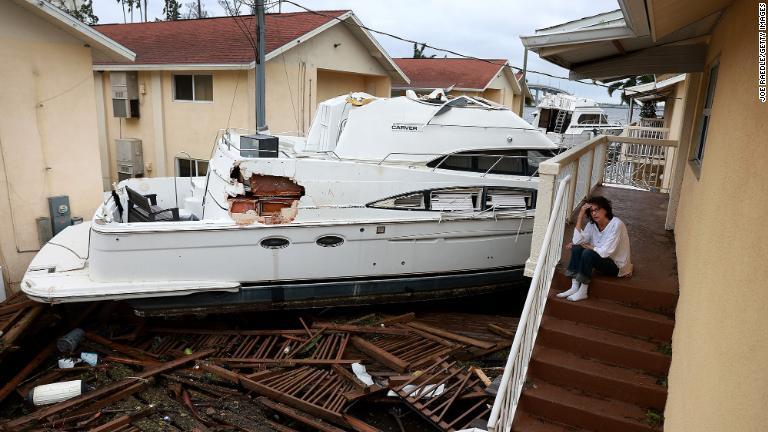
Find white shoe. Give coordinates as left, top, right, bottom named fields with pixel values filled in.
left=557, top=280, right=580, bottom=298
left=567, top=285, right=589, bottom=302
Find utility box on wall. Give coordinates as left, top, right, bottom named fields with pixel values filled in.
left=48, top=196, right=71, bottom=236
left=116, top=138, right=144, bottom=181
left=110, top=71, right=140, bottom=118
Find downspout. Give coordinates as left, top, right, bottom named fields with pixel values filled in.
left=255, top=0, right=268, bottom=132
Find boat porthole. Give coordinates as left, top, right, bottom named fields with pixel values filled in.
left=316, top=235, right=344, bottom=248
left=260, top=237, right=290, bottom=249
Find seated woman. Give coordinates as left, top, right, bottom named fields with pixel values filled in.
left=558, top=196, right=632, bottom=302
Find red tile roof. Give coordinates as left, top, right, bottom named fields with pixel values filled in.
left=92, top=11, right=349, bottom=65
left=393, top=58, right=508, bottom=90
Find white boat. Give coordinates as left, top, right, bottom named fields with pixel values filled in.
left=21, top=92, right=557, bottom=312
left=532, top=93, right=623, bottom=148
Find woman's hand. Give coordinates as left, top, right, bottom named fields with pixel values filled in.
left=582, top=243, right=594, bottom=250
left=581, top=203, right=593, bottom=214
left=565, top=242, right=573, bottom=250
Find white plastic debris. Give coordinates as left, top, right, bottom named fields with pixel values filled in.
left=57, top=358, right=76, bottom=369
left=28, top=380, right=85, bottom=406
left=80, top=352, right=98, bottom=366
left=388, top=384, right=446, bottom=399
left=351, top=363, right=374, bottom=386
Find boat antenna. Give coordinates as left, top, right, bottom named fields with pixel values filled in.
left=255, top=0, right=268, bottom=132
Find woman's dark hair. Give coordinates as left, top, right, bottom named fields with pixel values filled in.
left=586, top=196, right=614, bottom=220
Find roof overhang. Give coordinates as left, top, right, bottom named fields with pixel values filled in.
left=520, top=0, right=729, bottom=81
left=625, top=73, right=686, bottom=102
left=94, top=63, right=250, bottom=72
left=13, top=0, right=135, bottom=62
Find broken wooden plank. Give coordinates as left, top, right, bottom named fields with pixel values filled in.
left=257, top=397, right=347, bottom=432
left=406, top=322, right=495, bottom=349
left=1, top=305, right=43, bottom=348
left=487, top=323, right=515, bottom=339
left=350, top=336, right=408, bottom=373
left=5, top=349, right=214, bottom=430
left=89, top=406, right=156, bottom=432
left=375, top=312, right=416, bottom=326
left=0, top=340, right=57, bottom=403
left=331, top=364, right=370, bottom=393
left=264, top=419, right=302, bottom=432
left=214, top=358, right=362, bottom=367
left=311, top=323, right=410, bottom=335
left=343, top=414, right=382, bottom=432
left=85, top=332, right=161, bottom=362
left=203, top=365, right=349, bottom=427
left=470, top=367, right=492, bottom=387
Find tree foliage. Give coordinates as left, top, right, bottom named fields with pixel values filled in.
left=606, top=75, right=654, bottom=105
left=163, top=0, right=182, bottom=20
left=52, top=0, right=99, bottom=25
left=412, top=42, right=436, bottom=59
left=182, top=0, right=209, bottom=19
left=640, top=102, right=658, bottom=118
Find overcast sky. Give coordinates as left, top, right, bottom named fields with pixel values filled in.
left=92, top=0, right=621, bottom=103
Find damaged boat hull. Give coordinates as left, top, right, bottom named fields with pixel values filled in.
left=128, top=265, right=528, bottom=316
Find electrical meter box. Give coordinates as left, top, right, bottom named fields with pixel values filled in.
left=48, top=195, right=71, bottom=236
left=240, top=134, right=279, bottom=158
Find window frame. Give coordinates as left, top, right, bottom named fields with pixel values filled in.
left=172, top=74, right=214, bottom=103
left=367, top=186, right=536, bottom=212
left=175, top=157, right=209, bottom=177
left=690, top=61, right=719, bottom=176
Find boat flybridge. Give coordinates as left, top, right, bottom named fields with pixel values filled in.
left=532, top=93, right=623, bottom=148
left=22, top=91, right=558, bottom=313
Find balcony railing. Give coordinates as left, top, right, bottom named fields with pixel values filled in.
left=487, top=132, right=678, bottom=432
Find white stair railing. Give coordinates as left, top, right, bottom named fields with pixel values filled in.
left=486, top=174, right=571, bottom=432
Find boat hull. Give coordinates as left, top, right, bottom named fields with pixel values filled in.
left=128, top=265, right=528, bottom=316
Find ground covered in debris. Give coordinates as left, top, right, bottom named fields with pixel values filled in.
left=0, top=288, right=525, bottom=431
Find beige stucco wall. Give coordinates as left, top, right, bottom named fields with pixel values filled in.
left=99, top=21, right=392, bottom=180
left=0, top=1, right=106, bottom=290
left=665, top=0, right=768, bottom=430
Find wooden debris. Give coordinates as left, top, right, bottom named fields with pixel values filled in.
left=311, top=322, right=410, bottom=335
left=351, top=336, right=409, bottom=373
left=258, top=397, right=347, bottom=432
left=406, top=322, right=496, bottom=349
left=89, top=405, right=156, bottom=432
left=487, top=323, right=516, bottom=338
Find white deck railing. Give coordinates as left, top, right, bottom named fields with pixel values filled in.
left=486, top=174, right=571, bottom=432
left=486, top=131, right=678, bottom=431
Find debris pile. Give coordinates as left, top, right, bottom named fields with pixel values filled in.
left=0, top=304, right=517, bottom=432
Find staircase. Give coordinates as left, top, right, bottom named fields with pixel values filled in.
left=511, top=270, right=676, bottom=432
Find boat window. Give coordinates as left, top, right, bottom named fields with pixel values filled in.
left=578, top=114, right=604, bottom=125
left=368, top=186, right=534, bottom=212
left=486, top=188, right=531, bottom=211
left=427, top=150, right=527, bottom=176
left=316, top=235, right=344, bottom=247
left=260, top=237, right=290, bottom=249
left=430, top=188, right=482, bottom=211
left=526, top=150, right=557, bottom=176
left=369, top=192, right=425, bottom=210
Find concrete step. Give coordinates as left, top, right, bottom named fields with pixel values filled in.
left=553, top=272, right=677, bottom=313
left=538, top=316, right=671, bottom=375
left=529, top=346, right=667, bottom=408
left=519, top=379, right=660, bottom=432
left=545, top=290, right=674, bottom=341
left=512, top=410, right=592, bottom=431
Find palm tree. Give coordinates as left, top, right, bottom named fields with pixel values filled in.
left=412, top=43, right=436, bottom=59
left=606, top=75, right=654, bottom=104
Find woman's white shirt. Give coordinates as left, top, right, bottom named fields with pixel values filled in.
left=573, top=217, right=633, bottom=276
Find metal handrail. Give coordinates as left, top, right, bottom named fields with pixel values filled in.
left=487, top=174, right=572, bottom=432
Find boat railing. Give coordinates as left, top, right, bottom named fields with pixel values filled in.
left=486, top=174, right=571, bottom=432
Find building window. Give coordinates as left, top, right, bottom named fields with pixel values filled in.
left=176, top=157, right=209, bottom=177
left=173, top=74, right=213, bottom=102
left=693, top=63, right=718, bottom=168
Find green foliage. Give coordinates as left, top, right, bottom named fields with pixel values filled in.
left=646, top=408, right=665, bottom=427
left=606, top=75, right=655, bottom=105
left=53, top=0, right=99, bottom=24
left=164, top=0, right=182, bottom=20
left=412, top=42, right=436, bottom=59
left=655, top=342, right=672, bottom=356
left=640, top=101, right=658, bottom=118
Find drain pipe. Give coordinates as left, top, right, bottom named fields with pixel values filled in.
left=255, top=0, right=267, bottom=132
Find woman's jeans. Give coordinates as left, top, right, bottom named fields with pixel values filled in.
left=566, top=245, right=619, bottom=284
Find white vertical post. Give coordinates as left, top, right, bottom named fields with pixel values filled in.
left=525, top=172, right=556, bottom=277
